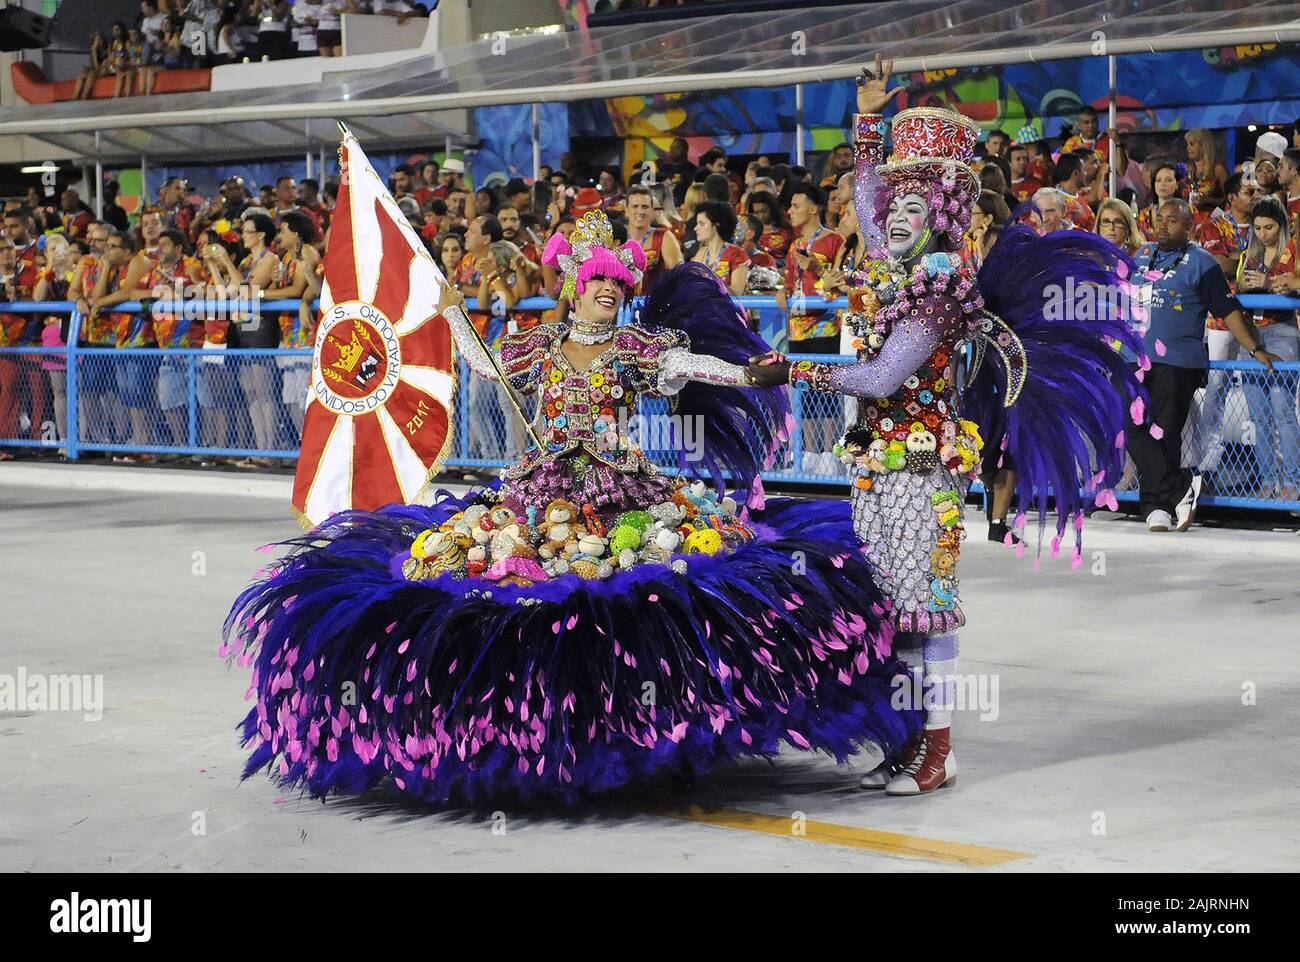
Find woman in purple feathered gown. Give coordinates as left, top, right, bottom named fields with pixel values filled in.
left=224, top=210, right=920, bottom=805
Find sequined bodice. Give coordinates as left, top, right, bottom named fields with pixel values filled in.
left=500, top=322, right=689, bottom=479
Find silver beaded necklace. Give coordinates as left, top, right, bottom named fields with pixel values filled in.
left=567, top=313, right=615, bottom=345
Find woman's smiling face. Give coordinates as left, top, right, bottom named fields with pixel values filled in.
left=575, top=276, right=623, bottom=324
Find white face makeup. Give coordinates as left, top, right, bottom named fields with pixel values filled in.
left=886, top=192, right=930, bottom=259
left=575, top=277, right=623, bottom=325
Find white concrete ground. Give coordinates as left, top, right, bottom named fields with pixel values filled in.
left=2, top=464, right=1297, bottom=872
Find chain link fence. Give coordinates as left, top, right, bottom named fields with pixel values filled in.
left=2, top=298, right=1298, bottom=512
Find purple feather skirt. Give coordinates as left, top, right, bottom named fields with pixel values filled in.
left=223, top=492, right=922, bottom=805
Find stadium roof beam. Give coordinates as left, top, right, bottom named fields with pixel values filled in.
left=0, top=0, right=1296, bottom=149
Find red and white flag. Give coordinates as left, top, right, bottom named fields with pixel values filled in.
left=292, top=133, right=455, bottom=526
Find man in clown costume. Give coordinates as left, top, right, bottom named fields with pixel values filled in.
left=749, top=57, right=1147, bottom=795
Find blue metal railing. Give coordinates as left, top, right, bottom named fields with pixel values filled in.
left=2, top=295, right=1298, bottom=512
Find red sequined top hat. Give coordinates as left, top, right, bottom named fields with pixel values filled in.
left=877, top=106, right=981, bottom=197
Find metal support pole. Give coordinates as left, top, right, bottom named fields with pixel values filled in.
left=445, top=134, right=452, bottom=164
left=141, top=154, right=148, bottom=206
left=305, top=119, right=313, bottom=180
left=188, top=354, right=198, bottom=449
left=531, top=102, right=541, bottom=181
left=1107, top=55, right=1117, bottom=199
left=305, top=149, right=313, bottom=181
left=94, top=131, right=103, bottom=219
left=66, top=310, right=82, bottom=460
left=795, top=83, right=805, bottom=167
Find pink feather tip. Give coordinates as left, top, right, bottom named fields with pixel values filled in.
left=1149, top=423, right=1165, bottom=440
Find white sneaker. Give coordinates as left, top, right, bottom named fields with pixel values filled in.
left=1175, top=475, right=1202, bottom=531
left=1146, top=509, right=1172, bottom=532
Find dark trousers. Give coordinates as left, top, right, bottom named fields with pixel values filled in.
left=1127, top=362, right=1204, bottom=516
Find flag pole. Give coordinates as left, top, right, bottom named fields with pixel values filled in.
left=446, top=304, right=544, bottom=451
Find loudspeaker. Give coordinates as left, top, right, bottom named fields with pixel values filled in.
left=0, top=9, right=52, bottom=52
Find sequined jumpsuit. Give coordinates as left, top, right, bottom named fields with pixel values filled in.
left=443, top=306, right=747, bottom=518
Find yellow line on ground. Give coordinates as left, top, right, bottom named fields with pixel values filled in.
left=655, top=806, right=1031, bottom=867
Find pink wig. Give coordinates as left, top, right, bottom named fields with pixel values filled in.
left=543, top=231, right=647, bottom=295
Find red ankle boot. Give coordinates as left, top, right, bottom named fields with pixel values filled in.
left=885, top=726, right=955, bottom=795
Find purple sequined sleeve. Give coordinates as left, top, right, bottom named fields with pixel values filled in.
left=853, top=112, right=887, bottom=254
left=828, top=297, right=957, bottom=399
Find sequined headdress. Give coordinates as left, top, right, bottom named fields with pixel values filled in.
left=875, top=106, right=982, bottom=248
left=542, top=209, right=647, bottom=302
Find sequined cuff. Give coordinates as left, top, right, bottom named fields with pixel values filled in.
left=854, top=112, right=886, bottom=165
left=658, top=348, right=747, bottom=395
left=444, top=304, right=500, bottom=382
left=788, top=359, right=836, bottom=392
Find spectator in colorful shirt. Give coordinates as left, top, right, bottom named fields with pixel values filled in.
left=1051, top=153, right=1095, bottom=232
left=296, top=178, right=330, bottom=237
left=690, top=201, right=749, bottom=296
left=618, top=185, right=674, bottom=296
left=0, top=234, right=44, bottom=453
left=145, top=229, right=207, bottom=450
left=781, top=183, right=843, bottom=353
left=455, top=215, right=507, bottom=470
left=818, top=142, right=854, bottom=189
left=1279, top=149, right=1300, bottom=232
left=89, top=230, right=157, bottom=461
left=746, top=190, right=791, bottom=268
left=266, top=212, right=319, bottom=441
left=780, top=183, right=843, bottom=473
left=65, top=222, right=123, bottom=445
left=157, top=177, right=196, bottom=238
left=1184, top=128, right=1229, bottom=223
left=1233, top=196, right=1300, bottom=501
left=1059, top=105, right=1110, bottom=163
left=33, top=237, right=78, bottom=450
left=4, top=206, right=39, bottom=271
left=1196, top=173, right=1256, bottom=275
left=60, top=189, right=93, bottom=240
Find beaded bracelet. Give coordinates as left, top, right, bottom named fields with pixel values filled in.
left=788, top=359, right=836, bottom=392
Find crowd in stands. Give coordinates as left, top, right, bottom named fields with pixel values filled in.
left=2, top=111, right=1300, bottom=490
left=71, top=0, right=434, bottom=97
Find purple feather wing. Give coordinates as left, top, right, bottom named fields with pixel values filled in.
left=635, top=262, right=790, bottom=501
left=965, top=225, right=1147, bottom=558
